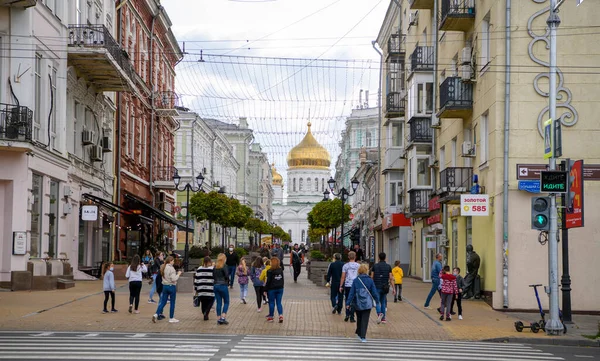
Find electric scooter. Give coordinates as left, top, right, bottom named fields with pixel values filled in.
left=514, top=284, right=567, bottom=334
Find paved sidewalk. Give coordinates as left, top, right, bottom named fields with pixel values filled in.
left=0, top=266, right=597, bottom=345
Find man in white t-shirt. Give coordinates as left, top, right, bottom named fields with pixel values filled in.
left=339, top=251, right=360, bottom=323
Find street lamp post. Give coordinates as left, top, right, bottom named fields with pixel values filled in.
left=327, top=177, right=359, bottom=250
left=255, top=212, right=263, bottom=248
left=322, top=190, right=330, bottom=247
left=173, top=169, right=204, bottom=272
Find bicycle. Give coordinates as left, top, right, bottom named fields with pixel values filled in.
left=514, top=284, right=567, bottom=334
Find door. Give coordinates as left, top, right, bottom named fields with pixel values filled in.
left=422, top=231, right=436, bottom=282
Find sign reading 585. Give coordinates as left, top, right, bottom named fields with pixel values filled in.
left=460, top=195, right=490, bottom=216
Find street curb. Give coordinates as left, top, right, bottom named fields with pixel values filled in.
left=484, top=336, right=600, bottom=347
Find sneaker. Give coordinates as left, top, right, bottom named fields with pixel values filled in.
left=344, top=316, right=349, bottom=322
left=242, top=299, right=247, bottom=304
left=134, top=310, right=140, bottom=314
left=169, top=318, right=180, bottom=323
left=221, top=319, right=229, bottom=325
left=440, top=315, right=444, bottom=321
left=350, top=317, right=356, bottom=323
left=157, top=314, right=166, bottom=320
left=446, top=317, right=451, bottom=321
left=437, top=307, right=442, bottom=314
left=451, top=311, right=456, bottom=315
left=393, top=299, right=397, bottom=303
left=263, top=300, right=267, bottom=305
left=381, top=318, right=387, bottom=324
left=424, top=306, right=431, bottom=309
left=377, top=313, right=384, bottom=324
left=111, top=309, right=118, bottom=313
left=257, top=308, right=262, bottom=313
left=267, top=317, right=274, bottom=322
left=128, top=305, right=133, bottom=314
left=102, top=310, right=109, bottom=314
left=458, top=315, right=463, bottom=320
left=279, top=316, right=283, bottom=323
left=360, top=338, right=367, bottom=343
left=148, top=299, right=156, bottom=304
left=332, top=307, right=337, bottom=314
left=217, top=318, right=224, bottom=325
left=356, top=335, right=362, bottom=341
left=166, top=300, right=170, bottom=304
left=240, top=300, right=244, bottom=304
left=152, top=314, right=158, bottom=323
left=204, top=314, right=209, bottom=321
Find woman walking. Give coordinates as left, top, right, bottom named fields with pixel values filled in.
left=148, top=251, right=164, bottom=303
left=152, top=256, right=182, bottom=323
left=213, top=253, right=231, bottom=325
left=102, top=262, right=117, bottom=313
left=142, top=250, right=153, bottom=280
left=237, top=259, right=249, bottom=304
left=265, top=257, right=285, bottom=323
left=250, top=257, right=265, bottom=312
left=194, top=256, right=215, bottom=321
left=126, top=255, right=147, bottom=314
left=347, top=263, right=380, bottom=343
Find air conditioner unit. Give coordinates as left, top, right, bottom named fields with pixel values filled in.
left=90, top=145, right=103, bottom=162
left=462, top=141, right=476, bottom=157
left=409, top=11, right=418, bottom=27
left=102, top=136, right=112, bottom=152
left=63, top=203, right=73, bottom=215
left=460, top=46, right=472, bottom=64
left=460, top=64, right=472, bottom=81
left=63, top=186, right=72, bottom=198
left=82, top=129, right=94, bottom=145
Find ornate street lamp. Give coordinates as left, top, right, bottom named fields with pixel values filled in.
left=327, top=177, right=359, bottom=248
left=173, top=169, right=204, bottom=272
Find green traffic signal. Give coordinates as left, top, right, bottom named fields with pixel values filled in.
left=531, top=196, right=551, bottom=231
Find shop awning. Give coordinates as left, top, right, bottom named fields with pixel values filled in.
left=82, top=193, right=131, bottom=216
left=124, top=193, right=193, bottom=233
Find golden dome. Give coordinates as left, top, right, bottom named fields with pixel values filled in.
left=286, top=122, right=330, bottom=170
left=272, top=163, right=283, bottom=186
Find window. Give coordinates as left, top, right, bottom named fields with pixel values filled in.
left=48, top=179, right=59, bottom=258
left=50, top=66, right=58, bottom=150
left=301, top=230, right=305, bottom=243
left=425, top=83, right=433, bottom=113
left=387, top=172, right=403, bottom=208
left=42, top=0, right=55, bottom=13
left=321, top=178, right=325, bottom=192
left=299, top=178, right=303, bottom=191
left=416, top=82, right=433, bottom=114
left=481, top=13, right=491, bottom=70
left=293, top=178, right=296, bottom=192
left=480, top=113, right=489, bottom=164
left=451, top=137, right=457, bottom=167
left=288, top=230, right=292, bottom=242
left=440, top=146, right=446, bottom=171
left=124, top=104, right=130, bottom=157
left=141, top=118, right=147, bottom=166
left=315, top=178, right=319, bottom=192
left=138, top=116, right=142, bottom=164
left=466, top=217, right=473, bottom=245
left=307, top=178, right=312, bottom=192
left=390, top=122, right=403, bottom=147
left=463, top=128, right=472, bottom=167
left=72, top=101, right=80, bottom=156
left=29, top=174, right=43, bottom=258
left=129, top=108, right=135, bottom=157
left=34, top=53, right=42, bottom=142
left=408, top=158, right=413, bottom=189
left=416, top=157, right=431, bottom=187
left=366, top=131, right=372, bottom=147
left=452, top=219, right=458, bottom=268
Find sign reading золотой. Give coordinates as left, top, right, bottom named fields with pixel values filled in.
left=460, top=194, right=489, bottom=216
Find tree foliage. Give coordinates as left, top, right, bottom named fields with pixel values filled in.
left=308, top=198, right=351, bottom=230
left=188, top=191, right=231, bottom=225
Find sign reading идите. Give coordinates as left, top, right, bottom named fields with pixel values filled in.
left=460, top=194, right=489, bottom=216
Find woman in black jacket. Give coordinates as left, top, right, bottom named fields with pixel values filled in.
left=265, top=257, right=285, bottom=323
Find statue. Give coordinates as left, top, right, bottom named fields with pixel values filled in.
left=462, top=244, right=481, bottom=299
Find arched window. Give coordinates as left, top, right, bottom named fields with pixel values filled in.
left=314, top=178, right=319, bottom=191
left=293, top=178, right=296, bottom=192
left=301, top=230, right=306, bottom=243
left=288, top=229, right=292, bottom=242
left=299, top=178, right=303, bottom=191
left=307, top=178, right=311, bottom=192
left=321, top=178, right=325, bottom=192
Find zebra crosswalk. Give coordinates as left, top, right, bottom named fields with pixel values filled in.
left=224, top=335, right=565, bottom=361
left=0, top=331, right=229, bottom=360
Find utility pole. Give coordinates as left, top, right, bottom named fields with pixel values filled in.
left=545, top=0, right=563, bottom=336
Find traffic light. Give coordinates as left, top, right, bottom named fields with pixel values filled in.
left=531, top=196, right=551, bottom=231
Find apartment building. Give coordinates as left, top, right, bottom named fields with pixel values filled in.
left=376, top=0, right=600, bottom=311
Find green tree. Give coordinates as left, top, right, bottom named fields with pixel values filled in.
left=308, top=199, right=351, bottom=245
left=188, top=191, right=232, bottom=249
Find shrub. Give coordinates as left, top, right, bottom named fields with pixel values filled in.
left=234, top=247, right=248, bottom=258
left=189, top=245, right=208, bottom=259
left=309, top=250, right=326, bottom=261
left=210, top=246, right=224, bottom=258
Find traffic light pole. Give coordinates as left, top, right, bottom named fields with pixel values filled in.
left=545, top=0, right=563, bottom=336
left=560, top=161, right=572, bottom=323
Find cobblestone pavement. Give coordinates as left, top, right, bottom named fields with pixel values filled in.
left=0, top=263, right=597, bottom=343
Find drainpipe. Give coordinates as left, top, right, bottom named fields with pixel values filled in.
left=115, top=1, right=123, bottom=261
left=432, top=0, right=442, bottom=258
left=502, top=0, right=512, bottom=309
left=371, top=41, right=383, bottom=239
left=149, top=8, right=161, bottom=207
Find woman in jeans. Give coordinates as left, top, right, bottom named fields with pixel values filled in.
left=237, top=259, right=249, bottom=304
left=194, top=256, right=215, bottom=321
left=152, top=256, right=182, bottom=323
left=249, top=257, right=265, bottom=312
left=148, top=251, right=163, bottom=303
left=265, top=257, right=285, bottom=323
left=346, top=263, right=380, bottom=343
left=213, top=253, right=230, bottom=325
left=125, top=255, right=147, bottom=314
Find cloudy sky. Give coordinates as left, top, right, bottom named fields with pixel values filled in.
left=162, top=0, right=390, bottom=189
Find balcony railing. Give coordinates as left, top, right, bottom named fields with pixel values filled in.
left=156, top=91, right=182, bottom=117
left=440, top=0, right=476, bottom=32
left=438, top=77, right=473, bottom=119
left=407, top=117, right=433, bottom=144
left=385, top=92, right=406, bottom=118
left=410, top=46, right=434, bottom=72
left=408, top=0, right=433, bottom=10
left=0, top=103, right=33, bottom=143
left=408, top=189, right=432, bottom=215
left=440, top=167, right=473, bottom=192
left=67, top=24, right=134, bottom=91
left=387, top=33, right=405, bottom=59
left=154, top=166, right=177, bottom=182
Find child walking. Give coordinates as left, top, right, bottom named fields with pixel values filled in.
left=392, top=260, right=403, bottom=302
left=102, top=262, right=117, bottom=313
left=237, top=259, right=249, bottom=304
left=451, top=267, right=464, bottom=320
left=439, top=265, right=458, bottom=321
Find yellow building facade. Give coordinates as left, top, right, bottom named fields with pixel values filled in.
left=376, top=0, right=600, bottom=311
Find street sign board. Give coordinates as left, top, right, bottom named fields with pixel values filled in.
left=583, top=164, right=600, bottom=181
left=460, top=194, right=489, bottom=216
left=518, top=163, right=600, bottom=181
left=566, top=160, right=584, bottom=229
left=543, top=119, right=552, bottom=159
left=518, top=180, right=541, bottom=193
left=540, top=171, right=568, bottom=193
left=81, top=205, right=98, bottom=221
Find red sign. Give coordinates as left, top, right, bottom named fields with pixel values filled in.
left=426, top=213, right=441, bottom=225
left=349, top=213, right=354, bottom=220
left=566, top=160, right=584, bottom=229
left=382, top=213, right=411, bottom=230
left=429, top=196, right=440, bottom=212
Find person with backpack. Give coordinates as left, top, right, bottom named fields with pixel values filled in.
left=346, top=263, right=380, bottom=343
left=265, top=257, right=285, bottom=323
left=250, top=257, right=266, bottom=312
left=237, top=258, right=249, bottom=304
left=148, top=251, right=164, bottom=304
left=371, top=252, right=395, bottom=324
left=289, top=243, right=304, bottom=283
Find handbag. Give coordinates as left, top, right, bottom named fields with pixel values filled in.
left=193, top=294, right=200, bottom=308
left=357, top=276, right=377, bottom=308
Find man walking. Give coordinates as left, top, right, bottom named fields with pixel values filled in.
left=225, top=245, right=239, bottom=289
left=424, top=253, right=443, bottom=309
left=270, top=242, right=284, bottom=270
left=339, top=251, right=359, bottom=323
left=290, top=243, right=304, bottom=283
left=326, top=253, right=344, bottom=314
left=353, top=244, right=364, bottom=262
left=371, top=252, right=395, bottom=324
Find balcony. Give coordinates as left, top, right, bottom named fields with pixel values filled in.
left=156, top=91, right=182, bottom=117
left=407, top=117, right=433, bottom=145
left=67, top=24, right=135, bottom=92
left=438, top=167, right=473, bottom=203
left=0, top=103, right=34, bottom=151
left=386, top=33, right=405, bottom=60
left=408, top=0, right=433, bottom=10
left=382, top=148, right=404, bottom=173
left=0, top=0, right=36, bottom=7
left=407, top=189, right=432, bottom=217
left=438, top=77, right=473, bottom=119
left=410, top=46, right=434, bottom=73
left=385, top=92, right=406, bottom=118
left=440, top=0, right=476, bottom=32
left=153, top=166, right=177, bottom=190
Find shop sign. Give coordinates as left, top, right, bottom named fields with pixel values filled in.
left=429, top=196, right=441, bottom=212
left=566, top=160, right=584, bottom=229
left=426, top=213, right=441, bottom=225
left=81, top=205, right=98, bottom=221
left=460, top=194, right=489, bottom=216
left=12, top=231, right=27, bottom=255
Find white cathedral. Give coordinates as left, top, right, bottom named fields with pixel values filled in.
left=271, top=122, right=331, bottom=245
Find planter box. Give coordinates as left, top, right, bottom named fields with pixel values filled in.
left=112, top=264, right=129, bottom=280
left=306, top=260, right=330, bottom=287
